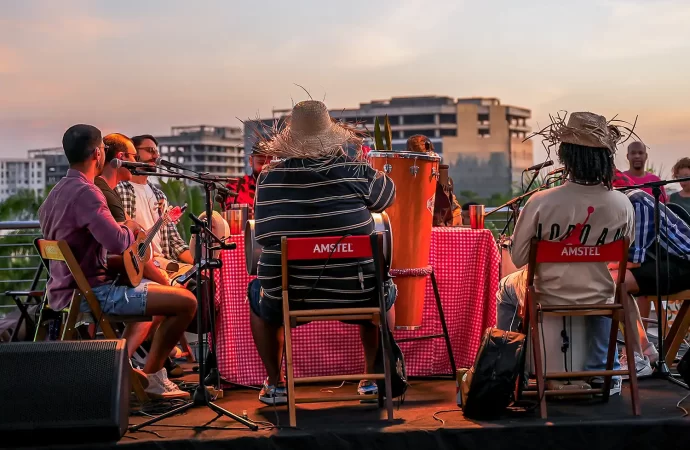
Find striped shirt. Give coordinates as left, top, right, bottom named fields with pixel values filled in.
left=254, top=155, right=395, bottom=304
left=625, top=189, right=690, bottom=264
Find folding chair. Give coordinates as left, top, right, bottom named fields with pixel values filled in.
left=280, top=232, right=395, bottom=427
left=662, top=291, right=690, bottom=366
left=518, top=237, right=641, bottom=418
left=4, top=261, right=45, bottom=341
left=33, top=238, right=151, bottom=403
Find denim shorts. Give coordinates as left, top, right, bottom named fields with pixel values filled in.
left=87, top=279, right=151, bottom=317
left=248, top=278, right=397, bottom=326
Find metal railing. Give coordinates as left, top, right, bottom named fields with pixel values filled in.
left=0, top=221, right=44, bottom=314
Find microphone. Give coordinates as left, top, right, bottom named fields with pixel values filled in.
left=110, top=159, right=158, bottom=170
left=526, top=161, right=554, bottom=171
left=157, top=158, right=187, bottom=171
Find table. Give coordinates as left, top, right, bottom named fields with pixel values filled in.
left=215, top=227, right=500, bottom=386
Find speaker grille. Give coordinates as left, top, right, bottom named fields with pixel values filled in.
left=0, top=340, right=124, bottom=427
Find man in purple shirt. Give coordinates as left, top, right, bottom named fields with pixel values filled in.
left=39, top=124, right=196, bottom=400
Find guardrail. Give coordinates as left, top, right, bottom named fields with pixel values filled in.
left=0, top=221, right=44, bottom=314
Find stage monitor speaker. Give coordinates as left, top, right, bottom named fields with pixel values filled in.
left=0, top=339, right=130, bottom=446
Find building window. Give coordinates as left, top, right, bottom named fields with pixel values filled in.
left=402, top=114, right=435, bottom=125
left=161, top=146, right=169, bottom=154
left=479, top=129, right=491, bottom=138
left=403, top=129, right=436, bottom=139
left=439, top=114, right=456, bottom=124
left=440, top=128, right=457, bottom=137
left=478, top=113, right=490, bottom=123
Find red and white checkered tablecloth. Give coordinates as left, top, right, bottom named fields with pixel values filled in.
left=215, top=227, right=500, bottom=386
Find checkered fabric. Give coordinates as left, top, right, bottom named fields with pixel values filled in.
left=215, top=227, right=500, bottom=385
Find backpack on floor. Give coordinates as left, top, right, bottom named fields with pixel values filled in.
left=462, top=327, right=527, bottom=419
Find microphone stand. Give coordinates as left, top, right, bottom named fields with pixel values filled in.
left=616, top=176, right=690, bottom=390
left=127, top=167, right=259, bottom=432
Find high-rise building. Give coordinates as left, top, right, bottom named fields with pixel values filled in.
left=27, top=147, right=68, bottom=186
left=156, top=125, right=245, bottom=179
left=0, top=158, right=46, bottom=202
left=245, top=96, right=533, bottom=198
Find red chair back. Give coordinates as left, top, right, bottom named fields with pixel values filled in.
left=283, top=236, right=373, bottom=261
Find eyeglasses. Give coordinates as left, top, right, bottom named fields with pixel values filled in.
left=137, top=146, right=159, bottom=157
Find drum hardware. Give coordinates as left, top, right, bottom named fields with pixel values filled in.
left=384, top=163, right=392, bottom=173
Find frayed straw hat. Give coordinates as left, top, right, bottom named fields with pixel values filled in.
left=263, top=100, right=363, bottom=159
left=527, top=111, right=640, bottom=154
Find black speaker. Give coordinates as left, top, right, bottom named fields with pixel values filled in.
left=0, top=339, right=130, bottom=446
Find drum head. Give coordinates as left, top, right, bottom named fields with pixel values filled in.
left=244, top=220, right=261, bottom=276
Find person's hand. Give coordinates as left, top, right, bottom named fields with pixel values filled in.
left=123, top=219, right=144, bottom=236
left=627, top=262, right=641, bottom=269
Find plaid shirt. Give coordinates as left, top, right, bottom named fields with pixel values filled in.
left=224, top=174, right=257, bottom=210
left=624, top=189, right=690, bottom=264
left=115, top=181, right=189, bottom=261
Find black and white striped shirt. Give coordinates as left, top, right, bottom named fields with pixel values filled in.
left=254, top=155, right=395, bottom=304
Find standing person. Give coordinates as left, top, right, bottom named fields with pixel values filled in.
left=624, top=141, right=667, bottom=202
left=496, top=112, right=636, bottom=395
left=224, top=141, right=274, bottom=215
left=39, top=125, right=196, bottom=399
left=669, top=157, right=690, bottom=213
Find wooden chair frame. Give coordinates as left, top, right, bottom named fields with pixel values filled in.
left=280, top=232, right=395, bottom=427
left=661, top=291, right=690, bottom=366
left=33, top=238, right=151, bottom=403
left=518, top=237, right=641, bottom=418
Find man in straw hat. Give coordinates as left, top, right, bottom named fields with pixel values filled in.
left=497, top=111, right=636, bottom=395
left=248, top=100, right=397, bottom=405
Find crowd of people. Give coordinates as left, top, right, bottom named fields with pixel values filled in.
left=34, top=101, right=690, bottom=407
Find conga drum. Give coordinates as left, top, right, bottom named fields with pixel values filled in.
left=368, top=151, right=440, bottom=329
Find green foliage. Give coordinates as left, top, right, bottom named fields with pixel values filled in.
left=373, top=116, right=393, bottom=151
left=157, top=179, right=209, bottom=242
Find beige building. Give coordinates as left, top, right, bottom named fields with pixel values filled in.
left=252, top=96, right=533, bottom=199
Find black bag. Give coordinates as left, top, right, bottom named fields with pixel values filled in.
left=462, top=327, right=526, bottom=419
left=678, top=347, right=690, bottom=387
left=374, top=328, right=409, bottom=400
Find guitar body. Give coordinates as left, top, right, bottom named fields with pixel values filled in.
left=107, top=231, right=152, bottom=287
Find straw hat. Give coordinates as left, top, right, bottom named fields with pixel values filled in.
left=263, top=100, right=363, bottom=159
left=527, top=111, right=639, bottom=155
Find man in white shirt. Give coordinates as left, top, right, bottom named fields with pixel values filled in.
left=497, top=112, right=636, bottom=395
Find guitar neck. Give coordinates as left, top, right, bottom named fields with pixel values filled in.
left=141, top=213, right=170, bottom=248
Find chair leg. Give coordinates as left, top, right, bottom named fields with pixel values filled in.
left=282, top=295, right=297, bottom=428
left=61, top=302, right=80, bottom=341
left=33, top=304, right=47, bottom=342
left=131, top=369, right=149, bottom=403
left=379, top=323, right=395, bottom=421
left=602, top=314, right=619, bottom=403
left=528, top=302, right=547, bottom=419
left=664, top=301, right=690, bottom=365
left=621, top=294, right=641, bottom=416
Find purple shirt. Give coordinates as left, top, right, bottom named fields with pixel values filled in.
left=38, top=169, right=134, bottom=310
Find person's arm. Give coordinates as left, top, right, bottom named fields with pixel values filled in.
left=143, top=261, right=170, bottom=285
left=510, top=198, right=539, bottom=268
left=177, top=249, right=193, bottom=265
left=628, top=198, right=648, bottom=265
left=364, top=166, right=396, bottom=212
left=77, top=187, right=134, bottom=254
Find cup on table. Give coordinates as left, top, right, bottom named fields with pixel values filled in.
left=469, top=204, right=485, bottom=229
left=228, top=208, right=242, bottom=235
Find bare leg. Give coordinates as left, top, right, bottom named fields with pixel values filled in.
left=611, top=269, right=645, bottom=355
left=249, top=309, right=284, bottom=385
left=141, top=284, right=197, bottom=374
left=637, top=296, right=652, bottom=330
left=361, top=309, right=395, bottom=374
left=122, top=321, right=155, bottom=358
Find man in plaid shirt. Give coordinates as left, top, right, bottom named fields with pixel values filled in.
left=116, top=135, right=193, bottom=276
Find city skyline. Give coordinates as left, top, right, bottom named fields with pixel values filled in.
left=1, top=0, right=689, bottom=176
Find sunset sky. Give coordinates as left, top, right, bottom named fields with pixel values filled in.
left=1, top=0, right=689, bottom=176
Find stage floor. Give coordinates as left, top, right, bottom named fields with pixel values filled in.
left=110, top=366, right=690, bottom=449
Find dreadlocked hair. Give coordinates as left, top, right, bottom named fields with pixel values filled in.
left=558, top=142, right=615, bottom=190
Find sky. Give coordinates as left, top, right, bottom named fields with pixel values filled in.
left=1, top=0, right=689, bottom=177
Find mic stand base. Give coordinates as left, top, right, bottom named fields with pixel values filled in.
left=650, top=361, right=689, bottom=389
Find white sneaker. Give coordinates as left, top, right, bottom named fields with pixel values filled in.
left=145, top=368, right=191, bottom=400
left=589, top=377, right=622, bottom=396
left=643, top=342, right=659, bottom=365
left=620, top=352, right=653, bottom=379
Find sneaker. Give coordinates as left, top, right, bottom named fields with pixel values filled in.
left=258, top=378, right=287, bottom=406
left=590, top=377, right=622, bottom=396
left=358, top=380, right=378, bottom=403
left=164, top=357, right=184, bottom=378
left=620, top=352, right=654, bottom=379
left=643, top=342, right=659, bottom=365
left=145, top=368, right=191, bottom=400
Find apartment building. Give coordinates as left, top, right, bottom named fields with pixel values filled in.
left=244, top=96, right=533, bottom=198
left=27, top=147, right=68, bottom=186
left=0, top=158, right=46, bottom=202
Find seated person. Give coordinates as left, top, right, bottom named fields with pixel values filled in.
left=497, top=112, right=635, bottom=395
left=224, top=141, right=273, bottom=216
left=669, top=157, right=690, bottom=213
left=610, top=170, right=690, bottom=376
left=39, top=124, right=196, bottom=399
left=249, top=100, right=397, bottom=405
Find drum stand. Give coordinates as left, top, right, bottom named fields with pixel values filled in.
left=396, top=270, right=457, bottom=380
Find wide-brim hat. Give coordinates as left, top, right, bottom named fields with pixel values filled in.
left=263, top=100, right=363, bottom=159
left=526, top=111, right=639, bottom=154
